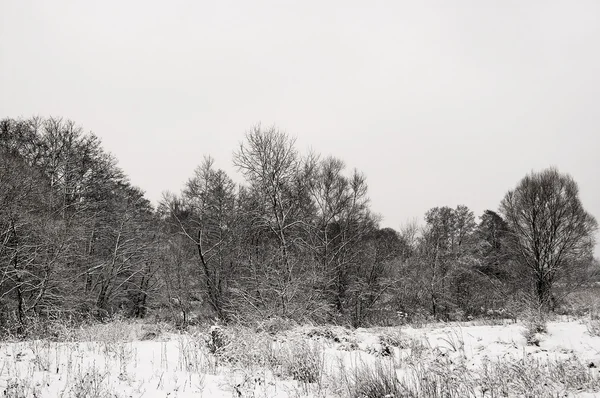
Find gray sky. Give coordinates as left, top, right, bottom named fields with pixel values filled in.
left=1, top=1, right=599, bottom=254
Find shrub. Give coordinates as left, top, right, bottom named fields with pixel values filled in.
left=522, top=310, right=548, bottom=346
left=254, top=316, right=298, bottom=335
left=586, top=319, right=600, bottom=337
left=378, top=328, right=409, bottom=348
left=3, top=377, right=39, bottom=398
left=279, top=341, right=324, bottom=384
left=69, top=368, right=115, bottom=398
left=205, top=325, right=231, bottom=356
left=305, top=326, right=338, bottom=341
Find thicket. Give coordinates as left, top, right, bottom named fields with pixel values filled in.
left=1, top=117, right=597, bottom=336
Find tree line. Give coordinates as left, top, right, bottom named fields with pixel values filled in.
left=0, top=117, right=597, bottom=333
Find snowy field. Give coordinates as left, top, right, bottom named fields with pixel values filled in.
left=1, top=319, right=599, bottom=397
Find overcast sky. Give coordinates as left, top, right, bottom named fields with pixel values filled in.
left=1, top=1, right=599, bottom=253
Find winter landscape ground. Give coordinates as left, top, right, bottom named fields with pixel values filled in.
left=1, top=317, right=599, bottom=398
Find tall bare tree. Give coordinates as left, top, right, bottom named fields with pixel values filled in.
left=162, top=157, right=238, bottom=321
left=415, top=205, right=477, bottom=319
left=308, top=157, right=376, bottom=320
left=233, top=125, right=317, bottom=318
left=500, top=168, right=598, bottom=310
left=1, top=117, right=159, bottom=329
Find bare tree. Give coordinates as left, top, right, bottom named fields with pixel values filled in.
left=349, top=227, right=403, bottom=327
left=398, top=218, right=420, bottom=259
left=91, top=186, right=156, bottom=316
left=0, top=151, right=60, bottom=331
left=500, top=168, right=598, bottom=310
left=413, top=205, right=477, bottom=319
left=233, top=125, right=316, bottom=318
left=1, top=117, right=158, bottom=328
left=165, top=157, right=238, bottom=321
left=308, top=156, right=375, bottom=320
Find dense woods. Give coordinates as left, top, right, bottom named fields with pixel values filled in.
left=1, top=117, right=598, bottom=335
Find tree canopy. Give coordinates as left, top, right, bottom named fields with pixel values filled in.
left=1, top=117, right=598, bottom=333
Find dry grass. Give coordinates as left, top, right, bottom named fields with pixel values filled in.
left=278, top=340, right=324, bottom=384
left=378, top=328, right=410, bottom=349
left=68, top=367, right=116, bottom=398
left=203, top=324, right=327, bottom=389
left=478, top=355, right=600, bottom=396
left=2, top=376, right=40, bottom=398
left=587, top=319, right=600, bottom=337
left=337, top=347, right=599, bottom=398
left=333, top=324, right=600, bottom=398
left=343, top=359, right=405, bottom=398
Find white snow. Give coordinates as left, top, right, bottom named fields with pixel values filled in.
left=0, top=320, right=598, bottom=397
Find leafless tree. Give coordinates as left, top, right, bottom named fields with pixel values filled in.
left=500, top=168, right=598, bottom=310
left=162, top=157, right=238, bottom=321
left=233, top=125, right=317, bottom=318
left=412, top=205, right=478, bottom=319
left=308, top=156, right=376, bottom=320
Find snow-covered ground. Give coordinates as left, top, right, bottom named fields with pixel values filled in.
left=1, top=319, right=599, bottom=397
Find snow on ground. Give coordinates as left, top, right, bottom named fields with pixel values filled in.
left=399, top=321, right=600, bottom=366
left=0, top=320, right=599, bottom=397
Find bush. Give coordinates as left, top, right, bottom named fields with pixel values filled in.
left=3, top=377, right=40, bottom=398
left=586, top=319, right=600, bottom=337
left=305, top=326, right=339, bottom=341
left=522, top=309, right=548, bottom=346
left=279, top=341, right=324, bottom=384
left=69, top=368, right=115, bottom=398
left=205, top=325, right=231, bottom=356
left=378, top=328, right=409, bottom=348
left=254, top=316, right=298, bottom=335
